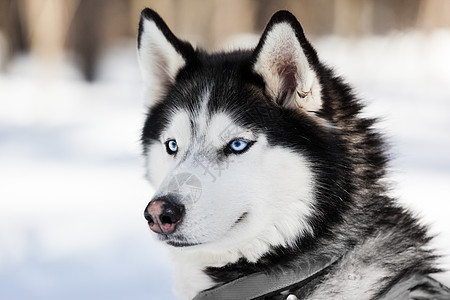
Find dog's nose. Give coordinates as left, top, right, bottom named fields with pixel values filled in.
left=144, top=196, right=185, bottom=234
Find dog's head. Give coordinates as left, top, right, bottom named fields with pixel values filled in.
left=138, top=9, right=349, bottom=259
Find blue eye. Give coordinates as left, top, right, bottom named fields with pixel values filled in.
left=229, top=139, right=249, bottom=153
left=166, top=140, right=178, bottom=155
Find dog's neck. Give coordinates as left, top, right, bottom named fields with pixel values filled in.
left=169, top=227, right=305, bottom=298
left=193, top=253, right=342, bottom=300
left=170, top=246, right=282, bottom=299
left=168, top=239, right=346, bottom=299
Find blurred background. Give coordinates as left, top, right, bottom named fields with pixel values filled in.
left=0, top=1, right=449, bottom=299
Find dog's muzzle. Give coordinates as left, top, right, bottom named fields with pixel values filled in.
left=144, top=195, right=185, bottom=235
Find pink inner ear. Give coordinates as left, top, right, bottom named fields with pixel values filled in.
left=276, top=64, right=298, bottom=107
left=152, top=46, right=170, bottom=83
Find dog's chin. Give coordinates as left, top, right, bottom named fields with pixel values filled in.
left=166, top=240, right=199, bottom=247
left=158, top=234, right=200, bottom=248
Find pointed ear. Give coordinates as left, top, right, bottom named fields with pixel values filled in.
left=137, top=8, right=194, bottom=106
left=252, top=11, right=322, bottom=114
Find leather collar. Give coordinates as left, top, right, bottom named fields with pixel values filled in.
left=193, top=254, right=342, bottom=300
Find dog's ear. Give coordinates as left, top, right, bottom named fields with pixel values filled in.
left=252, top=11, right=322, bottom=113
left=137, top=8, right=194, bottom=106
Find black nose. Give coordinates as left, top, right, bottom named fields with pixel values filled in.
left=144, top=195, right=185, bottom=234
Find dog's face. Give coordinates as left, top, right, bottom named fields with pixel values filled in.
left=138, top=9, right=342, bottom=257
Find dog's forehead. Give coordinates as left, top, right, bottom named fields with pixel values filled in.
left=143, top=57, right=275, bottom=149
left=162, top=86, right=251, bottom=146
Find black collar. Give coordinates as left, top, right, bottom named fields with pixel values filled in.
left=193, top=254, right=342, bottom=300
left=194, top=254, right=450, bottom=300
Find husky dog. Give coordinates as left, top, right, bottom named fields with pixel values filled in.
left=138, top=8, right=449, bottom=300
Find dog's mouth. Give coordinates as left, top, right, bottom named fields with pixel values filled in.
left=158, top=212, right=249, bottom=248
left=233, top=212, right=248, bottom=227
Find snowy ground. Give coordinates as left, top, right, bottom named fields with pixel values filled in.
left=0, top=32, right=449, bottom=299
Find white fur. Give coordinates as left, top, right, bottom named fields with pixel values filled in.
left=206, top=112, right=254, bottom=147
left=253, top=22, right=322, bottom=113
left=138, top=19, right=186, bottom=106
left=193, top=87, right=212, bottom=140
left=307, top=235, right=391, bottom=300
left=146, top=110, right=316, bottom=297
left=308, top=264, right=386, bottom=300
left=146, top=110, right=191, bottom=187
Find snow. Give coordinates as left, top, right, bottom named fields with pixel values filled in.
left=0, top=46, right=177, bottom=300
left=0, top=32, right=449, bottom=299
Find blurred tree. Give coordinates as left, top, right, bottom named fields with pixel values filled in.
left=1, top=0, right=449, bottom=79
left=0, top=0, right=29, bottom=67
left=67, top=0, right=106, bottom=81
left=372, top=0, right=421, bottom=34
left=418, top=0, right=450, bottom=31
